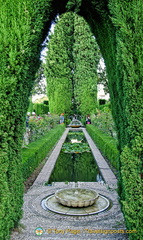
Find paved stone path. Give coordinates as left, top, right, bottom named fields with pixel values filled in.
left=11, top=128, right=129, bottom=240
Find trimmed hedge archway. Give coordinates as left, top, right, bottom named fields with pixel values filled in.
left=0, top=1, right=142, bottom=239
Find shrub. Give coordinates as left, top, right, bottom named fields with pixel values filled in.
left=86, top=124, right=119, bottom=170
left=33, top=103, right=49, bottom=115
left=27, top=114, right=60, bottom=143
left=27, top=100, right=34, bottom=114
left=43, top=104, right=49, bottom=114
left=120, top=144, right=143, bottom=240
left=22, top=124, right=65, bottom=181
left=91, top=105, right=117, bottom=139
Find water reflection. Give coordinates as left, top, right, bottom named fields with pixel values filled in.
left=48, top=152, right=103, bottom=184
left=48, top=130, right=103, bottom=184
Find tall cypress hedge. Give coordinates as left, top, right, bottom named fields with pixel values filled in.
left=108, top=2, right=143, bottom=238
left=73, top=14, right=100, bottom=115
left=0, top=1, right=142, bottom=239
left=45, top=11, right=100, bottom=116
left=79, top=1, right=143, bottom=238
left=44, top=12, right=74, bottom=115
left=0, top=0, right=58, bottom=239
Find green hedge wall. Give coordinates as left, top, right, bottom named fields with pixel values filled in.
left=33, top=103, right=49, bottom=115
left=86, top=124, right=119, bottom=170
left=0, top=1, right=143, bottom=239
left=119, top=142, right=143, bottom=239
left=28, top=102, right=49, bottom=115
left=22, top=124, right=65, bottom=181
left=86, top=125, right=143, bottom=239
left=0, top=1, right=57, bottom=239
left=82, top=2, right=143, bottom=238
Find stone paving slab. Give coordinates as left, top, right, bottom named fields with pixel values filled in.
left=10, top=128, right=128, bottom=240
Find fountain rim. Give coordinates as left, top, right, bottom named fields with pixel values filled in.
left=42, top=192, right=111, bottom=216
left=55, top=187, right=99, bottom=206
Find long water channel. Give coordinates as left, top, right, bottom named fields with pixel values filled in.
left=47, top=130, right=103, bottom=184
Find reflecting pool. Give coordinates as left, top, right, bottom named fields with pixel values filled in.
left=47, top=131, right=103, bottom=184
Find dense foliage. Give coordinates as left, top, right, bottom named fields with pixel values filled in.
left=31, top=64, right=46, bottom=95
left=44, top=12, right=100, bottom=115
left=27, top=99, right=49, bottom=115
left=22, top=124, right=65, bottom=181
left=0, top=0, right=56, bottom=239
left=107, top=2, right=143, bottom=238
left=32, top=103, right=49, bottom=115
left=0, top=0, right=142, bottom=239
left=97, top=63, right=109, bottom=94
left=73, top=14, right=100, bottom=115
left=79, top=1, right=143, bottom=237
left=86, top=124, right=119, bottom=170
left=24, top=114, right=60, bottom=144
left=44, top=12, right=74, bottom=115
left=91, top=104, right=117, bottom=138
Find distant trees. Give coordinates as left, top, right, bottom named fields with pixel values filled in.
left=31, top=64, right=46, bottom=95
left=44, top=12, right=100, bottom=116
left=97, top=60, right=109, bottom=94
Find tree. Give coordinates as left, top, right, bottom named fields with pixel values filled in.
left=44, top=12, right=100, bottom=116
left=44, top=13, right=74, bottom=115
left=73, top=14, right=100, bottom=115
left=31, top=63, right=46, bottom=95
left=97, top=59, right=109, bottom=94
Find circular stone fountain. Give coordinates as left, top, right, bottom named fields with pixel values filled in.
left=55, top=188, right=99, bottom=207
left=42, top=188, right=110, bottom=216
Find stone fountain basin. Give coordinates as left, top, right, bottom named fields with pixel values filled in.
left=55, top=188, right=99, bottom=207
left=70, top=125, right=81, bottom=128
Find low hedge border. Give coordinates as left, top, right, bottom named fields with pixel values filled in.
left=21, top=124, right=65, bottom=181
left=86, top=124, right=119, bottom=170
